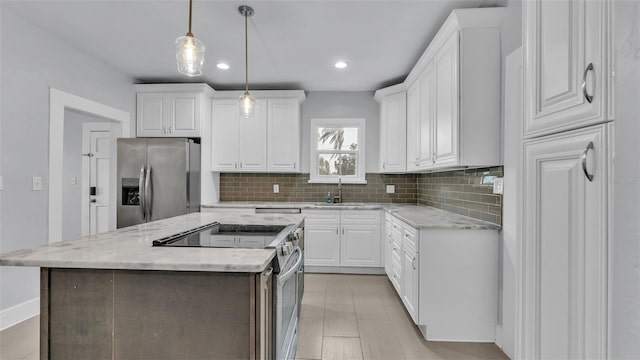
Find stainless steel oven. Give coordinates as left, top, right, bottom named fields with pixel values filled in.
left=152, top=221, right=304, bottom=360
left=274, top=245, right=302, bottom=360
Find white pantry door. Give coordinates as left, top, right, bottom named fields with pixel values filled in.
left=82, top=123, right=112, bottom=236
left=89, top=130, right=111, bottom=235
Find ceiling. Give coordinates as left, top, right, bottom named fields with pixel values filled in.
left=1, top=0, right=506, bottom=92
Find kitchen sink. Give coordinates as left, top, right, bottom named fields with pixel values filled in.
left=313, top=202, right=366, bottom=207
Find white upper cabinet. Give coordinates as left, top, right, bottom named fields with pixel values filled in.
left=268, top=99, right=300, bottom=172
left=433, top=31, right=459, bottom=167
left=211, top=99, right=268, bottom=171
left=135, top=84, right=214, bottom=138
left=377, top=87, right=407, bottom=173
left=524, top=0, right=610, bottom=138
left=210, top=91, right=305, bottom=173
left=375, top=8, right=504, bottom=173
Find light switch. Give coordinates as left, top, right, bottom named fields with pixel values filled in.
left=32, top=176, right=43, bottom=191
left=386, top=185, right=395, bottom=194
left=493, top=178, right=504, bottom=195
left=273, top=184, right=279, bottom=193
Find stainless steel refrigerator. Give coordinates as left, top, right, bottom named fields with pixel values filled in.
left=117, top=138, right=200, bottom=228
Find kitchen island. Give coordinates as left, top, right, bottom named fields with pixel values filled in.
left=0, top=212, right=304, bottom=360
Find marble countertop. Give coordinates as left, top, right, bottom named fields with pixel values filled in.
left=203, top=202, right=501, bottom=230
left=0, top=212, right=305, bottom=272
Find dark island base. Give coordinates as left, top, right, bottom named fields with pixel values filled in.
left=40, top=268, right=272, bottom=360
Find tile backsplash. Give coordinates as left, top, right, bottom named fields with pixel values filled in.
left=219, top=173, right=417, bottom=203
left=417, top=167, right=503, bottom=225
left=219, top=166, right=503, bottom=224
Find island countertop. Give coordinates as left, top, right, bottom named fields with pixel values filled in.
left=0, top=212, right=305, bottom=272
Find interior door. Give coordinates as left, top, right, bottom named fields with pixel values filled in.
left=146, top=138, right=189, bottom=221
left=89, top=130, right=111, bottom=234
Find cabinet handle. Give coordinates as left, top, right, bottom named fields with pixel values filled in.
left=412, top=257, right=417, bottom=270
left=342, top=228, right=345, bottom=235
left=162, top=127, right=166, bottom=134
left=235, top=162, right=238, bottom=169
left=336, top=228, right=338, bottom=235
left=582, top=63, right=594, bottom=104
left=581, top=141, right=595, bottom=182
left=294, top=162, right=296, bottom=169
left=168, top=125, right=172, bottom=134
left=240, top=162, right=243, bottom=168
left=382, top=162, right=386, bottom=170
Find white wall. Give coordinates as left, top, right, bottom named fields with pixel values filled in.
left=62, top=111, right=83, bottom=241
left=497, top=0, right=521, bottom=357
left=611, top=1, right=640, bottom=357
left=301, top=91, right=379, bottom=173
left=0, top=9, right=136, bottom=326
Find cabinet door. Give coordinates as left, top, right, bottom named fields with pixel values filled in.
left=169, top=93, right=200, bottom=137
left=406, top=81, right=420, bottom=171
left=524, top=0, right=607, bottom=137
left=267, top=99, right=300, bottom=172
left=401, top=246, right=419, bottom=323
left=137, top=94, right=167, bottom=137
left=380, top=92, right=407, bottom=173
left=521, top=125, right=608, bottom=359
left=238, top=99, right=267, bottom=171
left=419, top=63, right=435, bottom=169
left=341, top=225, right=380, bottom=267
left=211, top=100, right=239, bottom=171
left=304, top=226, right=340, bottom=266
left=433, top=31, right=459, bottom=167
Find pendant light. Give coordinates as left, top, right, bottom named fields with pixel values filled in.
left=238, top=5, right=255, bottom=118
left=176, top=0, right=205, bottom=77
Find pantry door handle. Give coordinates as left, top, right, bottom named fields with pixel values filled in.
left=582, top=63, right=594, bottom=104
left=581, top=141, right=595, bottom=182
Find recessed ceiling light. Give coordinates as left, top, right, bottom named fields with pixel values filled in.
left=334, top=61, right=348, bottom=69
left=216, top=63, right=230, bottom=70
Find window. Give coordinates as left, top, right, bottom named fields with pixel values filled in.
left=309, top=118, right=366, bottom=184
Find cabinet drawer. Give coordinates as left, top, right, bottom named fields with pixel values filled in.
left=403, top=225, right=418, bottom=252
left=302, top=209, right=340, bottom=224
left=341, top=210, right=381, bottom=224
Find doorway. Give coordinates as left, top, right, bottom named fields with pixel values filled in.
left=50, top=88, right=130, bottom=243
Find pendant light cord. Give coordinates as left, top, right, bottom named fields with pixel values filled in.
left=187, top=0, right=193, bottom=36
left=244, top=11, right=249, bottom=93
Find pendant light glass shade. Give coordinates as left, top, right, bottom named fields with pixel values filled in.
left=239, top=92, right=255, bottom=118
left=176, top=0, right=204, bottom=77
left=176, top=35, right=205, bottom=77
left=238, top=5, right=254, bottom=118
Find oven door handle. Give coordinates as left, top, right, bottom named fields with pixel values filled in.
left=277, top=248, right=303, bottom=285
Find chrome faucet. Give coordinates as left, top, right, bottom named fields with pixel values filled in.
left=333, top=177, right=342, bottom=203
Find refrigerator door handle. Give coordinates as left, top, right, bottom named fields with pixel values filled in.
left=139, top=165, right=146, bottom=220
left=145, top=165, right=153, bottom=220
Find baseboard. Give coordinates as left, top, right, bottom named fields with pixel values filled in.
left=495, top=324, right=504, bottom=348
left=0, top=297, right=40, bottom=331
left=305, top=266, right=385, bottom=275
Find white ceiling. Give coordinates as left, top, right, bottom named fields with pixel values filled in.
left=1, top=0, right=506, bottom=91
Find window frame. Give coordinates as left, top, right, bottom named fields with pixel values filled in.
left=309, top=118, right=366, bottom=184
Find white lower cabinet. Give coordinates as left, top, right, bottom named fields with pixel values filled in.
left=384, top=212, right=499, bottom=342
left=304, top=225, right=340, bottom=266
left=521, top=124, right=609, bottom=358
left=303, top=209, right=381, bottom=269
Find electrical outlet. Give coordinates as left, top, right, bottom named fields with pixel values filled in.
left=493, top=178, right=504, bottom=195
left=71, top=177, right=77, bottom=185
left=386, top=185, right=395, bottom=194
left=32, top=176, right=43, bottom=191
left=273, top=184, right=279, bottom=193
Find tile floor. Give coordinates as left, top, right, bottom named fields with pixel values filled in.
left=0, top=273, right=509, bottom=360
left=297, top=273, right=509, bottom=360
